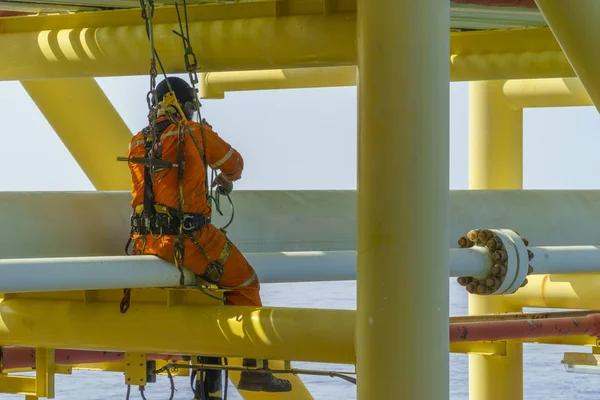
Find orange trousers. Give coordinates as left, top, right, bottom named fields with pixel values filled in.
left=133, top=224, right=262, bottom=306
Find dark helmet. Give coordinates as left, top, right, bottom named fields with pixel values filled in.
left=156, top=76, right=194, bottom=104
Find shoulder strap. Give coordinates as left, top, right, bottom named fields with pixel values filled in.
left=141, top=120, right=174, bottom=218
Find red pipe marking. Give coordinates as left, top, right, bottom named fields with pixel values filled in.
left=1, top=347, right=183, bottom=370
left=451, top=0, right=538, bottom=9
left=450, top=314, right=600, bottom=342
left=0, top=11, right=35, bottom=17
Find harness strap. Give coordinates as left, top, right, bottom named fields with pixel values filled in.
left=189, top=234, right=232, bottom=284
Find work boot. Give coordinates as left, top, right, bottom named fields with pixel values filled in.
left=193, top=357, right=223, bottom=400
left=237, top=359, right=292, bottom=393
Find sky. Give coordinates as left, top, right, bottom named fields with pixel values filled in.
left=1, top=77, right=599, bottom=192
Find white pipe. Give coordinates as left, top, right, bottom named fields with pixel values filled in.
left=3, top=246, right=600, bottom=293
left=0, top=256, right=198, bottom=292
left=450, top=247, right=491, bottom=279
left=7, top=190, right=600, bottom=261
left=529, top=246, right=600, bottom=274
left=0, top=248, right=489, bottom=293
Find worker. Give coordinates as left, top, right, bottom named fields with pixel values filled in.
left=126, top=76, right=292, bottom=394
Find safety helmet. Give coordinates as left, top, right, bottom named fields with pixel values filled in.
left=155, top=76, right=194, bottom=105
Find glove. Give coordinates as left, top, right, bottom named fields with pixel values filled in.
left=211, top=173, right=233, bottom=195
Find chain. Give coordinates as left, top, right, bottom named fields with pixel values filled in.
left=174, top=1, right=208, bottom=197
left=140, top=0, right=164, bottom=171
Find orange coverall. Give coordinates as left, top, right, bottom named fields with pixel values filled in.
left=127, top=117, right=262, bottom=307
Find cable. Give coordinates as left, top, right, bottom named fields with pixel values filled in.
left=223, top=357, right=228, bottom=400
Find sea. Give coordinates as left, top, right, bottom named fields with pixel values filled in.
left=3, top=280, right=599, bottom=399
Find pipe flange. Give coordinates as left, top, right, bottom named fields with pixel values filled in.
left=456, top=229, right=533, bottom=295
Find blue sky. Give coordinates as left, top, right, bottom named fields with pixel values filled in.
left=2, top=77, right=599, bottom=191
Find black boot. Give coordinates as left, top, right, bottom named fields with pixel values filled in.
left=194, top=357, right=223, bottom=400
left=237, top=359, right=292, bottom=393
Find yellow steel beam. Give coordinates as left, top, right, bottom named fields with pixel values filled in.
left=0, top=289, right=355, bottom=365
left=0, top=12, right=356, bottom=80
left=356, top=0, right=449, bottom=399
left=199, top=67, right=357, bottom=99
left=35, top=348, right=54, bottom=399
left=468, top=80, right=523, bottom=400
left=1, top=366, right=71, bottom=375
left=505, top=273, right=600, bottom=310
left=450, top=342, right=506, bottom=356
left=503, top=78, right=593, bottom=108
left=0, top=375, right=36, bottom=396
left=20, top=78, right=133, bottom=190
left=521, top=335, right=598, bottom=347
left=0, top=1, right=575, bottom=81
left=201, top=70, right=593, bottom=111
left=535, top=0, right=600, bottom=111
left=0, top=0, right=357, bottom=33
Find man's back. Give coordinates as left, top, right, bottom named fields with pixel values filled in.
left=128, top=119, right=243, bottom=217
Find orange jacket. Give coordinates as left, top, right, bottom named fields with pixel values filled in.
left=128, top=117, right=243, bottom=217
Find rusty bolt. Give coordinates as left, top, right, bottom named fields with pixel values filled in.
left=458, top=236, right=475, bottom=248
left=466, top=282, right=478, bottom=294
left=499, top=265, right=507, bottom=276
left=467, top=230, right=479, bottom=242
left=486, top=276, right=502, bottom=288
left=478, top=229, right=493, bottom=243
left=486, top=237, right=501, bottom=251
left=492, top=264, right=507, bottom=277
left=484, top=286, right=494, bottom=295
left=522, top=237, right=529, bottom=246
left=457, top=277, right=469, bottom=286
left=528, top=265, right=534, bottom=275
left=492, top=250, right=508, bottom=263
left=477, top=283, right=488, bottom=294
left=528, top=250, right=534, bottom=261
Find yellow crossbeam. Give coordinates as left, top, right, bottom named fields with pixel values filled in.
left=0, top=2, right=575, bottom=81
left=0, top=375, right=36, bottom=396
left=0, top=289, right=355, bottom=364
left=21, top=78, right=133, bottom=190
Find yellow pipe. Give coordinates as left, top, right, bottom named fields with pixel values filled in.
left=201, top=67, right=592, bottom=109
left=0, top=293, right=355, bottom=365
left=468, top=80, right=523, bottom=400
left=20, top=78, right=132, bottom=190
left=1, top=13, right=356, bottom=81
left=356, top=0, right=449, bottom=398
left=535, top=0, right=600, bottom=112
left=197, top=27, right=576, bottom=98
left=503, top=78, right=593, bottom=108
left=505, top=273, right=600, bottom=310
left=0, top=5, right=575, bottom=81
left=469, top=81, right=523, bottom=189
left=199, top=67, right=357, bottom=98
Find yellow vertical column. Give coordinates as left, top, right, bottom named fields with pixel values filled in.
left=356, top=0, right=450, bottom=399
left=534, top=0, right=600, bottom=111
left=468, top=80, right=523, bottom=400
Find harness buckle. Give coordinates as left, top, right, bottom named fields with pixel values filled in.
left=182, top=214, right=196, bottom=231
